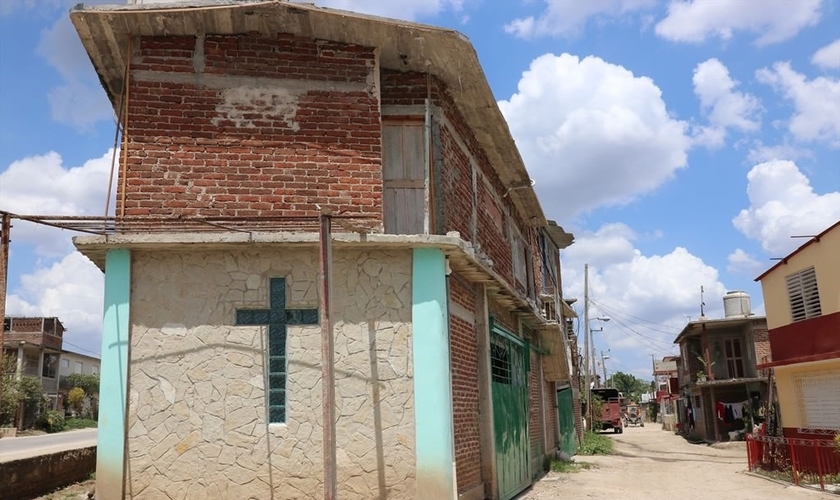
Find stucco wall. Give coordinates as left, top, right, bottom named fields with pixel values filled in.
left=125, top=247, right=415, bottom=499
left=759, top=226, right=840, bottom=330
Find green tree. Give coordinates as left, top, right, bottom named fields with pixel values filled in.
left=1, top=354, right=47, bottom=428
left=611, top=371, right=650, bottom=402
left=66, top=373, right=99, bottom=396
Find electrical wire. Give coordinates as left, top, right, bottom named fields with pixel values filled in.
left=589, top=299, right=683, bottom=336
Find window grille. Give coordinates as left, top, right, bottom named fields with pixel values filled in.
left=795, top=371, right=840, bottom=430
left=491, top=340, right=512, bottom=385
left=786, top=266, right=821, bottom=322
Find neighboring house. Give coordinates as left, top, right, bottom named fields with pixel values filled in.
left=58, top=350, right=101, bottom=417
left=653, top=356, right=679, bottom=430
left=59, top=350, right=100, bottom=380
left=1, top=316, right=65, bottom=410
left=755, top=220, right=840, bottom=439
left=673, top=292, right=769, bottom=442
left=69, top=2, right=578, bottom=500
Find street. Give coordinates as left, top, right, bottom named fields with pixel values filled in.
left=0, top=428, right=97, bottom=463
left=522, top=425, right=836, bottom=500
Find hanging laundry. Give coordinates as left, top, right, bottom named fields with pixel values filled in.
left=716, top=402, right=725, bottom=420
left=732, top=403, right=743, bottom=420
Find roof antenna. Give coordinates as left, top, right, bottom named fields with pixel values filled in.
left=700, top=286, right=706, bottom=319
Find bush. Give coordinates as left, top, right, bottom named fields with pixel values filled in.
left=67, top=387, right=86, bottom=416
left=579, top=431, right=614, bottom=455
left=37, top=410, right=66, bottom=433
left=65, top=418, right=98, bottom=430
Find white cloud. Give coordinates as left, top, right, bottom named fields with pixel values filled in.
left=313, top=0, right=463, bottom=20
left=691, top=58, right=761, bottom=148
left=726, top=249, right=762, bottom=274
left=756, top=62, right=840, bottom=147
left=35, top=15, right=114, bottom=129
left=6, top=251, right=104, bottom=356
left=560, top=223, right=729, bottom=368
left=0, top=150, right=117, bottom=256
left=747, top=141, right=812, bottom=164
left=733, top=160, right=840, bottom=256
left=655, top=0, right=824, bottom=46
left=812, top=39, right=840, bottom=70
left=0, top=0, right=63, bottom=17
left=498, top=53, right=690, bottom=219
left=504, top=0, right=656, bottom=38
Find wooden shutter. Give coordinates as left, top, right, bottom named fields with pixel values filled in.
left=382, top=121, right=425, bottom=234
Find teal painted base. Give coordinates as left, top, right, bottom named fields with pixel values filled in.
left=411, top=248, right=456, bottom=499
left=96, top=249, right=131, bottom=499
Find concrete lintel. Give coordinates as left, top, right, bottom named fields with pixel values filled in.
left=132, top=70, right=369, bottom=94
left=72, top=231, right=464, bottom=270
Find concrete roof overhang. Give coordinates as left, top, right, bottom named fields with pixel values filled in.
left=672, top=316, right=766, bottom=344
left=69, top=0, right=547, bottom=227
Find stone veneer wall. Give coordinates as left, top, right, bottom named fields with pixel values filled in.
left=126, top=247, right=415, bottom=500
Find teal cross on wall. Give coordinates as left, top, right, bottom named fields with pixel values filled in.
left=235, top=277, right=319, bottom=423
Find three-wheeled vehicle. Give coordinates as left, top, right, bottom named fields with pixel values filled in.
left=625, top=404, right=644, bottom=427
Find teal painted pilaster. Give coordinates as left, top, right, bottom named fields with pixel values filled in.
left=96, top=249, right=131, bottom=499
left=412, top=248, right=456, bottom=499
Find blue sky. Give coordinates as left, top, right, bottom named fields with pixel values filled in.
left=1, top=0, right=839, bottom=379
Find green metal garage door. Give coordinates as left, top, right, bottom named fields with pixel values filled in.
left=491, top=321, right=530, bottom=500
left=557, top=386, right=576, bottom=456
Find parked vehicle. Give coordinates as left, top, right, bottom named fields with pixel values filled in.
left=592, top=388, right=624, bottom=434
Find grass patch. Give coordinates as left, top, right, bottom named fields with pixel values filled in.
left=579, top=431, right=614, bottom=455
left=551, top=460, right=596, bottom=473
left=64, top=418, right=98, bottom=430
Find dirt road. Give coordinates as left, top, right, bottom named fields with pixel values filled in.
left=522, top=425, right=836, bottom=500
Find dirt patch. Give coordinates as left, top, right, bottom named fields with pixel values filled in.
left=28, top=478, right=94, bottom=500
left=521, top=425, right=837, bottom=500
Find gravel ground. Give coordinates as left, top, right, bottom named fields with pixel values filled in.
left=521, top=424, right=837, bottom=500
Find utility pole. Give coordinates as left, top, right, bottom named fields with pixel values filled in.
left=0, top=213, right=10, bottom=407
left=583, top=264, right=590, bottom=430
left=601, top=350, right=608, bottom=388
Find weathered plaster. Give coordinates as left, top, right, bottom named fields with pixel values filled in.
left=126, top=247, right=414, bottom=499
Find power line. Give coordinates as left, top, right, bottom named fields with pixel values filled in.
left=592, top=307, right=676, bottom=351
left=588, top=298, right=685, bottom=332
left=61, top=340, right=100, bottom=358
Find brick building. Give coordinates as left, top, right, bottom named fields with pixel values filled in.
left=673, top=292, right=769, bottom=442
left=69, top=1, right=577, bottom=499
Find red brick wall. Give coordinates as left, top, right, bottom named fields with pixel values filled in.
left=381, top=70, right=534, bottom=296
left=753, top=327, right=771, bottom=365
left=544, top=379, right=558, bottom=451
left=122, top=34, right=381, bottom=221
left=529, top=349, right=543, bottom=460
left=488, top=300, right=517, bottom=335
left=448, top=276, right=481, bottom=493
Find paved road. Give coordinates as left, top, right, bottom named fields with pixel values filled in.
left=522, top=424, right=836, bottom=500
left=0, top=428, right=97, bottom=462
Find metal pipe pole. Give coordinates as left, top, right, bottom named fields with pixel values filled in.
left=583, top=263, right=590, bottom=430
left=319, top=213, right=336, bottom=500
left=0, top=213, right=10, bottom=407
left=601, top=351, right=608, bottom=388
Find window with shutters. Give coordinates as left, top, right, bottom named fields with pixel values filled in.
left=382, top=120, right=426, bottom=235
left=785, top=267, right=821, bottom=322
left=795, top=371, right=840, bottom=430
left=724, top=339, right=744, bottom=378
